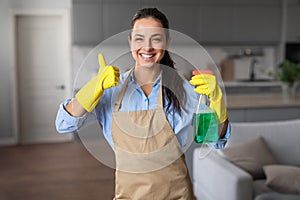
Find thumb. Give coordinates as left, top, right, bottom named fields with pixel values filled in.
left=98, top=53, right=107, bottom=70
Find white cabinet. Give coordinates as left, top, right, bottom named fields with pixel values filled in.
left=286, top=0, right=300, bottom=42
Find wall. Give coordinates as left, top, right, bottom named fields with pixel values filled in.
left=0, top=0, right=71, bottom=143
left=0, top=0, right=13, bottom=140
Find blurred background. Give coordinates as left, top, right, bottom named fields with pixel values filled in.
left=0, top=0, right=299, bottom=199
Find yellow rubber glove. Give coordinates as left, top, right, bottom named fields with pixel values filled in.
left=189, top=71, right=228, bottom=123
left=76, top=53, right=120, bottom=112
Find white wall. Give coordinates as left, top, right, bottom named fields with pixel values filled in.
left=0, top=0, right=71, bottom=142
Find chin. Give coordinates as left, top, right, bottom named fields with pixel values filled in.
left=137, top=62, right=159, bottom=68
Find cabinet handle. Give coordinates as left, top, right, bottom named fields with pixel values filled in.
left=56, top=85, right=65, bottom=90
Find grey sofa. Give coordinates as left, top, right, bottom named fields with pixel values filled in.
left=193, top=119, right=300, bottom=200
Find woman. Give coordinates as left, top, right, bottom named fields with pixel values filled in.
left=56, top=8, right=230, bottom=199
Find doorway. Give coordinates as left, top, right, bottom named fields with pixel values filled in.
left=13, top=11, right=73, bottom=144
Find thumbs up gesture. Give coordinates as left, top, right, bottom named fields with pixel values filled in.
left=76, top=53, right=120, bottom=112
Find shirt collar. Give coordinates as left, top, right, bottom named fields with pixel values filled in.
left=128, top=69, right=162, bottom=88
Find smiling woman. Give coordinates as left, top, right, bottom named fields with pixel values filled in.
left=55, top=7, right=230, bottom=200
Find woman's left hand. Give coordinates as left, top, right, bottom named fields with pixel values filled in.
left=189, top=71, right=228, bottom=123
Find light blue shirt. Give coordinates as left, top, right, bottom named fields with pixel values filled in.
left=55, top=70, right=230, bottom=149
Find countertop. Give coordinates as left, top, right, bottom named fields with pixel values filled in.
left=226, top=93, right=300, bottom=109
left=224, top=80, right=281, bottom=88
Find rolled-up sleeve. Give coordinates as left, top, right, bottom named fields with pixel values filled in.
left=208, top=122, right=231, bottom=149
left=55, top=98, right=88, bottom=134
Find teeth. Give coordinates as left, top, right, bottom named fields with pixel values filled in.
left=141, top=54, right=154, bottom=58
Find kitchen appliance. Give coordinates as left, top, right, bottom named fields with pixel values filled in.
left=285, top=43, right=300, bottom=63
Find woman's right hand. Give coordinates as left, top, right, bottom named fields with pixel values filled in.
left=74, top=53, right=120, bottom=113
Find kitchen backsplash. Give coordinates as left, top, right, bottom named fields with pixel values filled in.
left=205, top=46, right=276, bottom=81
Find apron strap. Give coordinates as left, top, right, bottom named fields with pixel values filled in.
left=114, top=69, right=132, bottom=112
left=157, top=76, right=163, bottom=108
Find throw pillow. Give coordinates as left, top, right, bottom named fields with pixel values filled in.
left=263, top=165, right=300, bottom=194
left=221, top=136, right=277, bottom=179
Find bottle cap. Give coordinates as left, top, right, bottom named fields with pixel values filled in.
left=192, top=70, right=214, bottom=76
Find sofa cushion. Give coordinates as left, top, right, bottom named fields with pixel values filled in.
left=263, top=165, right=300, bottom=194
left=229, top=120, right=300, bottom=166
left=221, top=136, right=277, bottom=179
left=253, top=180, right=273, bottom=197
left=255, top=192, right=300, bottom=200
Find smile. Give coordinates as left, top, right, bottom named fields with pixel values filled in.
left=140, top=53, right=155, bottom=58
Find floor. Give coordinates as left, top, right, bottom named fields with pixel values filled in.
left=0, top=140, right=115, bottom=200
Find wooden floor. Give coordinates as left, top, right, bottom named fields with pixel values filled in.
left=0, top=140, right=115, bottom=200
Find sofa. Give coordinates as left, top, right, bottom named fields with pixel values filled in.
left=193, top=119, right=300, bottom=200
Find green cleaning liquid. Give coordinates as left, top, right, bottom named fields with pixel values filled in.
left=192, top=70, right=219, bottom=143
left=194, top=110, right=219, bottom=143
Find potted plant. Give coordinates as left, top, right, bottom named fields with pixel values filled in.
left=275, top=60, right=300, bottom=99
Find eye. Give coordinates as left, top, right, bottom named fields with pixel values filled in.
left=134, top=37, right=143, bottom=42
left=152, top=37, right=162, bottom=42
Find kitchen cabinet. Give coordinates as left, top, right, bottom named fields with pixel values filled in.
left=227, top=92, right=300, bottom=122
left=72, top=0, right=283, bottom=45
left=73, top=1, right=103, bottom=45
left=73, top=0, right=140, bottom=45
left=198, top=6, right=234, bottom=44
left=229, top=107, right=300, bottom=122
left=232, top=5, right=281, bottom=44
left=102, top=0, right=140, bottom=39
left=286, top=0, right=300, bottom=42
left=156, top=5, right=199, bottom=40
left=199, top=3, right=281, bottom=44
left=228, top=107, right=300, bottom=122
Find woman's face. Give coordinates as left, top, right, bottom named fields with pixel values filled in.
left=129, top=17, right=169, bottom=68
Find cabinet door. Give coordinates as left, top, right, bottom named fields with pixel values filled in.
left=233, top=5, right=281, bottom=43
left=102, top=1, right=140, bottom=39
left=245, top=107, right=300, bottom=122
left=73, top=2, right=103, bottom=45
left=157, top=5, right=199, bottom=41
left=198, top=6, right=234, bottom=44
left=286, top=0, right=300, bottom=42
left=228, top=109, right=246, bottom=122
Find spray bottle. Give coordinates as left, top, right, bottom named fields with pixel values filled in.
left=193, top=70, right=219, bottom=143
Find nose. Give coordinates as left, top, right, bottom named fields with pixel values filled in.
left=143, top=39, right=153, bottom=51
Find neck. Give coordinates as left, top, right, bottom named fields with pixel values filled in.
left=133, top=64, right=161, bottom=85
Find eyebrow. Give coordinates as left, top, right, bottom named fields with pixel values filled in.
left=151, top=33, right=163, bottom=37
left=133, top=33, right=163, bottom=38
left=133, top=34, right=144, bottom=38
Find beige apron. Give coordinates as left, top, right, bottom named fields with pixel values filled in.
left=111, top=71, right=195, bottom=200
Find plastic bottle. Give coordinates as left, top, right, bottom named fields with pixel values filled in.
left=193, top=70, right=219, bottom=143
